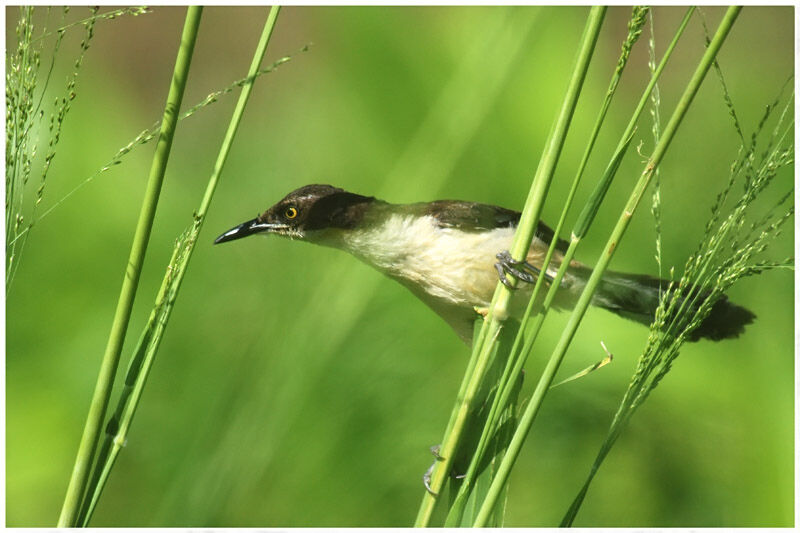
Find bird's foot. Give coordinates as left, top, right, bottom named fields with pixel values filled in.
left=495, top=250, right=555, bottom=289
left=423, top=445, right=443, bottom=496
left=430, top=444, right=442, bottom=460
left=423, top=445, right=467, bottom=496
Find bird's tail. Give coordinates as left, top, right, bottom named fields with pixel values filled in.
left=579, top=267, right=755, bottom=342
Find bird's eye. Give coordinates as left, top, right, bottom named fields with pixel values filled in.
left=284, top=206, right=298, bottom=219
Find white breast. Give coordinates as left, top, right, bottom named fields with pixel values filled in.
left=337, top=214, right=515, bottom=309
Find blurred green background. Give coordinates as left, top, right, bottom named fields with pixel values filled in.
left=6, top=6, right=794, bottom=527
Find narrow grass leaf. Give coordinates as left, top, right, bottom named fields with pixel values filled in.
left=443, top=320, right=522, bottom=527
left=550, top=342, right=613, bottom=389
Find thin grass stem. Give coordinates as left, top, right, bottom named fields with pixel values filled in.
left=563, top=78, right=792, bottom=527
left=56, top=7, right=203, bottom=526
left=448, top=9, right=695, bottom=522
left=413, top=6, right=607, bottom=526
left=74, top=7, right=282, bottom=526
left=473, top=6, right=742, bottom=526
left=446, top=9, right=654, bottom=519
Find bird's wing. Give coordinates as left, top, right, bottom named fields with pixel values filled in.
left=422, top=200, right=570, bottom=253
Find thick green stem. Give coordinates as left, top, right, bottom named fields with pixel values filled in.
left=74, top=7, right=282, bottom=526
left=413, top=6, right=606, bottom=526
left=472, top=7, right=742, bottom=526
left=452, top=9, right=682, bottom=506
left=56, top=7, right=203, bottom=527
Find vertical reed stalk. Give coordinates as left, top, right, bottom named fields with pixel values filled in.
left=75, top=8, right=281, bottom=525
left=488, top=6, right=694, bottom=427
left=444, top=11, right=688, bottom=520
left=57, top=7, right=203, bottom=527
left=472, top=7, right=743, bottom=526
left=413, top=6, right=606, bottom=526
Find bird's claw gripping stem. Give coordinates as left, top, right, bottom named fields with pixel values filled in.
left=495, top=250, right=555, bottom=289
left=423, top=445, right=443, bottom=496
left=422, top=445, right=467, bottom=496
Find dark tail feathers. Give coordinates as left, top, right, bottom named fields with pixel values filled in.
left=589, top=269, right=755, bottom=342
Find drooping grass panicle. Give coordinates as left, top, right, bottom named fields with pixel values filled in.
left=8, top=44, right=310, bottom=250
left=7, top=7, right=37, bottom=251
left=19, top=7, right=98, bottom=254
left=644, top=35, right=793, bottom=357
left=648, top=8, right=665, bottom=283
left=632, top=115, right=792, bottom=401
left=30, top=6, right=150, bottom=44
left=658, top=88, right=794, bottom=349
left=562, top=43, right=793, bottom=528
left=6, top=6, right=150, bottom=290
left=7, top=6, right=49, bottom=285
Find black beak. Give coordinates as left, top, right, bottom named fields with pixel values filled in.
left=214, top=218, right=280, bottom=244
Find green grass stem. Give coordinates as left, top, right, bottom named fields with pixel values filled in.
left=413, top=6, right=606, bottom=526
left=444, top=8, right=654, bottom=522
left=74, top=7, right=282, bottom=525
left=76, top=243, right=182, bottom=525
left=563, top=75, right=792, bottom=530
left=56, top=7, right=203, bottom=526
left=472, top=7, right=743, bottom=526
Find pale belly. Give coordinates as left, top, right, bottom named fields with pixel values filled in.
left=335, top=214, right=571, bottom=343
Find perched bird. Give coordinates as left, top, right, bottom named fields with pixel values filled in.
left=215, top=184, right=754, bottom=344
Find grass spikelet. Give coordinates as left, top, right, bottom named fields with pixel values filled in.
left=5, top=6, right=150, bottom=290
left=9, top=44, right=310, bottom=244
left=648, top=8, right=665, bottom=282
left=562, top=71, right=793, bottom=528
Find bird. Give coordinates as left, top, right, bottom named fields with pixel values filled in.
left=214, top=184, right=755, bottom=344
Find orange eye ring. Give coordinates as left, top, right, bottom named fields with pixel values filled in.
left=285, top=206, right=298, bottom=219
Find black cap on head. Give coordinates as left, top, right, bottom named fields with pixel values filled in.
left=214, top=184, right=374, bottom=244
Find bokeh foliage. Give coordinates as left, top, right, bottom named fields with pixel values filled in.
left=6, top=6, right=794, bottom=527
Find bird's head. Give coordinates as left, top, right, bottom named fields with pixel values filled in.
left=214, top=184, right=375, bottom=244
